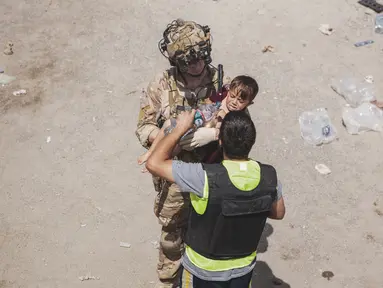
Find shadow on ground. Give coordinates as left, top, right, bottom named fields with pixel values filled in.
left=252, top=223, right=291, bottom=288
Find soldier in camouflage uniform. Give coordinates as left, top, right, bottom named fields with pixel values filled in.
left=135, top=19, right=230, bottom=287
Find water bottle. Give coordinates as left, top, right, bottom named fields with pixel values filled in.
left=375, top=14, right=383, bottom=34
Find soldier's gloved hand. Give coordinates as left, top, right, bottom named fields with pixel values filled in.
left=179, top=127, right=218, bottom=151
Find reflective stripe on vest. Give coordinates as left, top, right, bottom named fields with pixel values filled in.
left=190, top=171, right=209, bottom=215
left=188, top=160, right=261, bottom=271
left=185, top=246, right=257, bottom=272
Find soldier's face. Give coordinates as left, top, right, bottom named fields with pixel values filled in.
left=186, top=59, right=205, bottom=76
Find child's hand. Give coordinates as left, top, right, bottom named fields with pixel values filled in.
left=174, top=109, right=197, bottom=134
left=137, top=152, right=151, bottom=165
left=138, top=152, right=151, bottom=173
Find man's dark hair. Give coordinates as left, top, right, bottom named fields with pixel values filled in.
left=219, top=111, right=256, bottom=160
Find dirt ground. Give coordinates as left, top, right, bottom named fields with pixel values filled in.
left=1, top=0, right=383, bottom=287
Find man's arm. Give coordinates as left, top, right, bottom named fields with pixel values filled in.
left=146, top=110, right=197, bottom=182
left=268, top=181, right=285, bottom=220
left=269, top=197, right=285, bottom=220
left=135, top=75, right=167, bottom=149
left=145, top=127, right=182, bottom=182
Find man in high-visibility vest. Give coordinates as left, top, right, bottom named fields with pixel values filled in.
left=146, top=109, right=286, bottom=287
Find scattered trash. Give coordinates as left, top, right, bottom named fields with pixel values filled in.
left=375, top=208, right=383, bottom=216
left=365, top=9, right=373, bottom=15
left=371, top=100, right=383, bottom=109
left=80, top=224, right=87, bottom=227
left=299, top=108, right=338, bottom=146
left=262, top=45, right=274, bottom=53
left=342, top=102, right=383, bottom=134
left=282, top=137, right=289, bottom=144
left=365, top=75, right=374, bottom=84
left=46, top=136, right=51, bottom=143
left=315, top=164, right=331, bottom=175
left=12, top=89, right=27, bottom=96
left=45, top=0, right=53, bottom=11
left=354, top=40, right=374, bottom=47
left=79, top=274, right=100, bottom=281
left=0, top=68, right=4, bottom=73
left=331, top=78, right=376, bottom=107
left=322, top=271, right=334, bottom=280
left=319, top=24, right=333, bottom=36
left=375, top=14, right=383, bottom=34
left=151, top=241, right=160, bottom=249
left=358, top=0, right=383, bottom=13
left=373, top=200, right=382, bottom=217
left=3, top=42, right=13, bottom=55
left=0, top=73, right=16, bottom=85
left=257, top=9, right=266, bottom=15
left=366, top=234, right=376, bottom=242
left=119, top=242, right=131, bottom=248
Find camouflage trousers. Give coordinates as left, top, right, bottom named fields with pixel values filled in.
left=153, top=175, right=190, bottom=288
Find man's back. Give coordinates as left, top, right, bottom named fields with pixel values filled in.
left=185, top=161, right=278, bottom=259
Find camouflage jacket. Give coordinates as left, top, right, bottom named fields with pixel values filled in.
left=136, top=66, right=230, bottom=151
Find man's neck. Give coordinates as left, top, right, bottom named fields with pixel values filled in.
left=223, top=155, right=249, bottom=162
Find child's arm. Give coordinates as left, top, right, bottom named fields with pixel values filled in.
left=213, top=109, right=226, bottom=131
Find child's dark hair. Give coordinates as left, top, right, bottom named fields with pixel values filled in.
left=229, top=75, right=259, bottom=102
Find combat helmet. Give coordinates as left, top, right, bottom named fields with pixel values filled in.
left=159, top=19, right=212, bottom=72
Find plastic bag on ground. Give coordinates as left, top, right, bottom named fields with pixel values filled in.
left=299, top=108, right=338, bottom=145
left=0, top=73, right=16, bottom=85
left=375, top=14, right=383, bottom=34
left=342, top=102, right=383, bottom=135
left=331, top=78, right=376, bottom=107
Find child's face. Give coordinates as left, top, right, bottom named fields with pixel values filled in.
left=226, top=89, right=251, bottom=111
